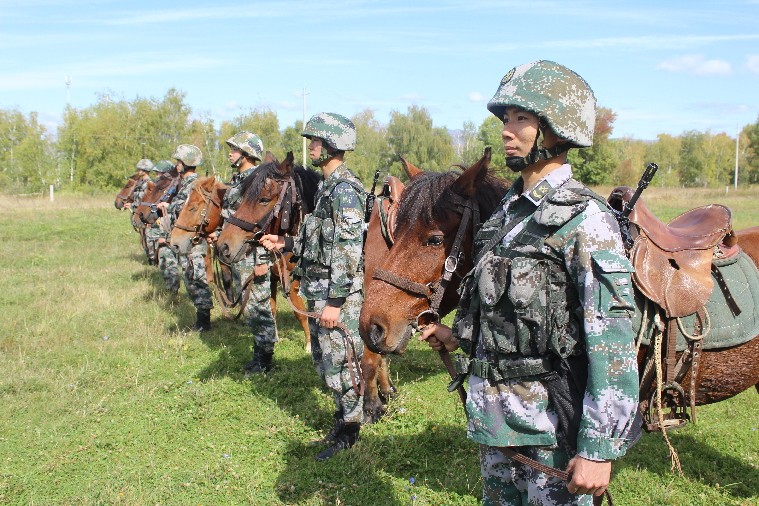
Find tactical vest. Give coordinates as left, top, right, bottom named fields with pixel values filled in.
left=453, top=179, right=610, bottom=382
left=295, top=167, right=365, bottom=279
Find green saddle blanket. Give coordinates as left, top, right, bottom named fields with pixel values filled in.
left=633, top=249, right=759, bottom=351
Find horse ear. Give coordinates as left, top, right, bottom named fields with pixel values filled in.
left=452, top=146, right=491, bottom=197
left=279, top=151, right=295, bottom=176
left=399, top=155, right=423, bottom=180
left=264, top=151, right=278, bottom=164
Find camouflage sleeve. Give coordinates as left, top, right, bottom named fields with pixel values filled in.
left=326, top=182, right=365, bottom=299
left=560, top=201, right=639, bottom=461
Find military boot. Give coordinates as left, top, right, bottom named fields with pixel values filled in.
left=193, top=308, right=211, bottom=331
left=310, top=410, right=344, bottom=445
left=315, top=422, right=360, bottom=461
left=243, top=347, right=274, bottom=375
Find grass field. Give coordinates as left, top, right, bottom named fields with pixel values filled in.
left=1, top=188, right=758, bottom=506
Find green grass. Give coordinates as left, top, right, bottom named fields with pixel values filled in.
left=1, top=191, right=758, bottom=505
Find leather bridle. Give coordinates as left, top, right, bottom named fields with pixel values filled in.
left=225, top=175, right=298, bottom=244
left=372, top=188, right=479, bottom=329
left=173, top=181, right=223, bottom=245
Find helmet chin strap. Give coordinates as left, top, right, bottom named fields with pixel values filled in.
left=505, top=125, right=570, bottom=172
left=311, top=145, right=334, bottom=168
left=230, top=153, right=244, bottom=169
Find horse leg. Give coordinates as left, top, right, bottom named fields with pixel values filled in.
left=287, top=277, right=311, bottom=353
left=376, top=355, right=397, bottom=403
left=361, top=350, right=386, bottom=424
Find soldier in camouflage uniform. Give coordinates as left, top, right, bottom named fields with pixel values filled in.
left=419, top=61, right=640, bottom=505
left=144, top=160, right=176, bottom=271
left=158, top=145, right=214, bottom=330
left=261, top=112, right=366, bottom=461
left=207, top=131, right=279, bottom=374
left=128, top=159, right=155, bottom=264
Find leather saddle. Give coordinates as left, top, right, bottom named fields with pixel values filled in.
left=609, top=187, right=735, bottom=318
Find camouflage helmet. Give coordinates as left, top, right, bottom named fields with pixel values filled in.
left=135, top=158, right=154, bottom=172
left=487, top=60, right=596, bottom=148
left=302, top=112, right=356, bottom=151
left=172, top=144, right=203, bottom=167
left=225, top=131, right=264, bottom=161
left=153, top=159, right=174, bottom=173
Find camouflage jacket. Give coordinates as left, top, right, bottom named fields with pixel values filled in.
left=294, top=163, right=365, bottom=300
left=455, top=165, right=639, bottom=461
left=221, top=166, right=257, bottom=222
left=167, top=172, right=198, bottom=230
left=129, top=176, right=151, bottom=211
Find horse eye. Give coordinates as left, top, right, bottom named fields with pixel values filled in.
left=426, top=235, right=444, bottom=246
left=259, top=197, right=271, bottom=204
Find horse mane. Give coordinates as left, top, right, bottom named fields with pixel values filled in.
left=142, top=172, right=176, bottom=199
left=396, top=170, right=510, bottom=227
left=293, top=165, right=321, bottom=214
left=240, top=162, right=321, bottom=213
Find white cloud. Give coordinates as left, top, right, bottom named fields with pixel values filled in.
left=746, top=55, right=759, bottom=74
left=469, top=92, right=486, bottom=102
left=657, top=55, right=732, bottom=76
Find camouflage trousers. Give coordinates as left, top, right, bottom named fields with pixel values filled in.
left=182, top=242, right=213, bottom=310
left=480, top=444, right=593, bottom=506
left=157, top=244, right=181, bottom=294
left=234, top=254, right=277, bottom=353
left=307, top=292, right=364, bottom=424
left=144, top=225, right=161, bottom=266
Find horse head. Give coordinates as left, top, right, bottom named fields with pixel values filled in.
left=359, top=147, right=510, bottom=355
left=217, top=152, right=319, bottom=264
left=170, top=176, right=227, bottom=255
left=135, top=174, right=178, bottom=226
left=115, top=173, right=139, bottom=210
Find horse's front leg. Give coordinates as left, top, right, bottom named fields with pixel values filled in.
left=361, top=350, right=394, bottom=423
left=287, top=277, right=311, bottom=353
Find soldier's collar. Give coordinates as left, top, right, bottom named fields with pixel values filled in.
left=522, top=164, right=572, bottom=205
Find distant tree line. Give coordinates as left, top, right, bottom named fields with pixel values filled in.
left=1, top=88, right=758, bottom=193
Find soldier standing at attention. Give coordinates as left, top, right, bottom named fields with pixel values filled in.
left=261, top=112, right=366, bottom=461
left=419, top=61, right=640, bottom=505
left=158, top=144, right=214, bottom=331
left=129, top=158, right=156, bottom=264
left=207, top=131, right=279, bottom=374
left=145, top=160, right=176, bottom=271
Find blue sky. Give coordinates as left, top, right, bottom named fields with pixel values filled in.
left=1, top=0, right=758, bottom=141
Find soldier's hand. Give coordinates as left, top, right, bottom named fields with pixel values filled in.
left=206, top=231, right=218, bottom=244
left=260, top=234, right=284, bottom=252
left=319, top=305, right=341, bottom=329
left=565, top=456, right=611, bottom=497
left=418, top=323, right=458, bottom=352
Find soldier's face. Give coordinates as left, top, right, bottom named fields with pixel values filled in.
left=228, top=148, right=243, bottom=163
left=308, top=138, right=323, bottom=161
left=501, top=107, right=540, bottom=158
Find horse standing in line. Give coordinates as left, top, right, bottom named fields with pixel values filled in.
left=216, top=152, right=321, bottom=353
left=114, top=173, right=140, bottom=210
left=360, top=152, right=759, bottom=431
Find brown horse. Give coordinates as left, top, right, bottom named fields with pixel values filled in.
left=359, top=148, right=511, bottom=355
left=360, top=158, right=759, bottom=428
left=115, top=173, right=140, bottom=210
left=170, top=176, right=227, bottom=255
left=359, top=168, right=411, bottom=422
left=216, top=152, right=321, bottom=353
left=134, top=173, right=180, bottom=228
